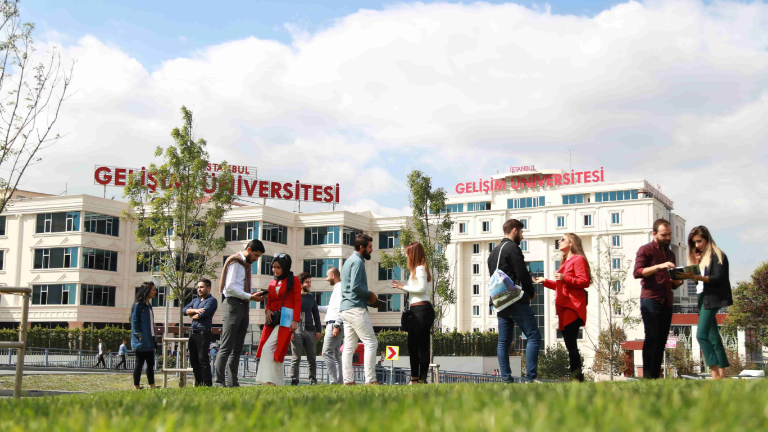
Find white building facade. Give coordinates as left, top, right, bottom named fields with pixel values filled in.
left=440, top=168, right=697, bottom=370
left=0, top=194, right=409, bottom=352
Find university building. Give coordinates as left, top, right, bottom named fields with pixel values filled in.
left=439, top=167, right=741, bottom=374
left=0, top=194, right=410, bottom=352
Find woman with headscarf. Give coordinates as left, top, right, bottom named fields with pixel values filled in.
left=255, top=253, right=302, bottom=386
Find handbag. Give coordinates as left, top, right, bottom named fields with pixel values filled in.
left=266, top=280, right=291, bottom=328
left=401, top=292, right=413, bottom=329
left=488, top=242, right=525, bottom=313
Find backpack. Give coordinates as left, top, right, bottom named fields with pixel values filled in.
left=488, top=242, right=524, bottom=313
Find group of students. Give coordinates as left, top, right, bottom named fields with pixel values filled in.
left=490, top=217, right=732, bottom=382
left=128, top=217, right=733, bottom=388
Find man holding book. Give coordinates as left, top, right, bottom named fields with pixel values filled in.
left=632, top=219, right=684, bottom=379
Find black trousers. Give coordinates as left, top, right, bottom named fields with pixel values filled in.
left=189, top=330, right=213, bottom=386
left=96, top=354, right=106, bottom=368
left=133, top=350, right=156, bottom=386
left=407, top=303, right=435, bottom=380
left=115, top=354, right=127, bottom=370
left=561, top=318, right=584, bottom=381
left=640, top=298, right=673, bottom=379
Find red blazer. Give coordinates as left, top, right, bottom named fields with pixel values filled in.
left=543, top=255, right=590, bottom=330
left=255, top=276, right=302, bottom=362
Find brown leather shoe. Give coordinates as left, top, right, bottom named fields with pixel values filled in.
left=343, top=382, right=356, bottom=386
left=365, top=381, right=382, bottom=386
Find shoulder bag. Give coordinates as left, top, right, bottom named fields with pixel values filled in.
left=488, top=242, right=525, bottom=313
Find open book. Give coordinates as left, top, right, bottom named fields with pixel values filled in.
left=668, top=265, right=701, bottom=280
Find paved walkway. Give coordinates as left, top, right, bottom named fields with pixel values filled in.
left=0, top=366, right=133, bottom=376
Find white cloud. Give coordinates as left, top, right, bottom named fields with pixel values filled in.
left=19, top=0, right=768, bottom=280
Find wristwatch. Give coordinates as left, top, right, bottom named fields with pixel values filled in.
left=333, top=323, right=341, bottom=329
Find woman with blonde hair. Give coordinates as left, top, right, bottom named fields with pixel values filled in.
left=681, top=226, right=732, bottom=379
left=392, top=241, right=434, bottom=384
left=534, top=233, right=591, bottom=382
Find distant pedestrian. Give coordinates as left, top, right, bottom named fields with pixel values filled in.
left=319, top=267, right=345, bottom=384
left=290, top=272, right=322, bottom=386
left=255, top=254, right=301, bottom=386
left=184, top=278, right=219, bottom=387
left=210, top=345, right=218, bottom=380
left=214, top=239, right=267, bottom=388
left=96, top=339, right=106, bottom=368
left=633, top=219, right=684, bottom=379
left=115, top=339, right=128, bottom=370
left=131, top=281, right=158, bottom=390
left=489, top=219, right=542, bottom=383
left=391, top=241, right=434, bottom=384
left=535, top=233, right=591, bottom=382
left=340, top=234, right=381, bottom=385
left=681, top=226, right=732, bottom=380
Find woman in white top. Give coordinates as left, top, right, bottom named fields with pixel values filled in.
left=392, top=241, right=434, bottom=384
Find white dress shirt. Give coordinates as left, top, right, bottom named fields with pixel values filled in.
left=318, top=282, right=344, bottom=325
left=403, top=265, right=430, bottom=304
left=98, top=343, right=103, bottom=355
left=222, top=251, right=252, bottom=301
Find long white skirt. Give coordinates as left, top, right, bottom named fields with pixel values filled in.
left=255, top=328, right=285, bottom=386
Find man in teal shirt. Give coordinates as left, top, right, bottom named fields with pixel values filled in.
left=340, top=233, right=380, bottom=385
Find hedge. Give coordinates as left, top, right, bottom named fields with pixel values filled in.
left=0, top=326, right=133, bottom=352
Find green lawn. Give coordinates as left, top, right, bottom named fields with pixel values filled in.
left=1, top=380, right=767, bottom=432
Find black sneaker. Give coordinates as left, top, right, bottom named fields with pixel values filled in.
left=291, top=379, right=299, bottom=386
left=309, top=380, right=317, bottom=386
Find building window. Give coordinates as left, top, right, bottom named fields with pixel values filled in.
left=472, top=244, right=480, bottom=254
left=377, top=293, right=402, bottom=312
left=521, top=240, right=528, bottom=252
left=583, top=214, right=593, bottom=227
left=481, top=221, right=490, bottom=232
left=611, top=212, right=621, bottom=224
left=596, top=190, right=639, bottom=203
left=343, top=227, right=364, bottom=246
left=262, top=222, right=288, bottom=245
left=556, top=328, right=584, bottom=339
left=84, top=212, right=120, bottom=237
left=562, top=194, right=584, bottom=205
left=0, top=250, right=4, bottom=271
left=473, top=328, right=480, bottom=333
left=489, top=304, right=495, bottom=315
left=439, top=204, right=464, bottom=213
left=36, top=212, right=80, bottom=234
left=489, top=328, right=496, bottom=333
left=612, top=235, right=621, bottom=247
left=379, top=231, right=400, bottom=249
left=521, top=219, right=528, bottom=230
left=261, top=255, right=274, bottom=276
left=459, top=223, right=466, bottom=234
left=0, top=215, right=6, bottom=236
left=611, top=281, right=622, bottom=292
left=488, top=242, right=496, bottom=253
left=304, top=226, right=340, bottom=246
left=33, top=248, right=79, bottom=269
left=613, top=304, right=623, bottom=316
left=555, top=260, right=561, bottom=270
left=136, top=252, right=170, bottom=273
left=378, top=263, right=402, bottom=281
left=225, top=221, right=258, bottom=242
left=82, top=248, right=118, bottom=272
left=250, top=299, right=267, bottom=310
left=472, top=284, right=480, bottom=296
left=507, top=196, right=545, bottom=209
left=467, top=202, right=491, bottom=212
left=472, top=264, right=480, bottom=275
left=554, top=240, right=560, bottom=250
left=472, top=306, right=480, bottom=316
left=557, top=216, right=566, bottom=228
left=303, top=258, right=340, bottom=278
left=612, top=258, right=621, bottom=270
left=32, top=284, right=77, bottom=305
left=81, top=285, right=116, bottom=307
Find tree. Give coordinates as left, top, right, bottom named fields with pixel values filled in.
left=0, top=0, right=74, bottom=213
left=587, top=235, right=641, bottom=380
left=380, top=170, right=455, bottom=363
left=122, top=106, right=235, bottom=386
left=722, top=262, right=768, bottom=357
left=538, top=344, right=585, bottom=380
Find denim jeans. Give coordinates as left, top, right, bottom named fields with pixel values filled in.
left=497, top=301, right=541, bottom=381
left=640, top=298, right=673, bottom=379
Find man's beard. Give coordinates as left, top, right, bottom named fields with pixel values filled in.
left=514, top=232, right=523, bottom=245
left=362, top=250, right=372, bottom=260
left=657, top=238, right=671, bottom=247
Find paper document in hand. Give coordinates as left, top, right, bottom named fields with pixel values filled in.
left=280, top=307, right=294, bottom=327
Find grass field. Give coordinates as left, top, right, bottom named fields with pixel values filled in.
left=0, top=373, right=180, bottom=392
left=1, top=380, right=767, bottom=432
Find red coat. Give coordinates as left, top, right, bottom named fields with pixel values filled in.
left=543, top=255, right=590, bottom=330
left=255, top=276, right=302, bottom=362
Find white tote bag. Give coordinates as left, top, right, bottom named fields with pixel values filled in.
left=488, top=243, right=525, bottom=313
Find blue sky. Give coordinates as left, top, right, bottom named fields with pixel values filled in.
left=28, top=0, right=634, bottom=68
left=14, top=0, right=768, bottom=282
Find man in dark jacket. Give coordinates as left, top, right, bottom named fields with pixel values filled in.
left=488, top=218, right=541, bottom=382
left=290, top=272, right=323, bottom=385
